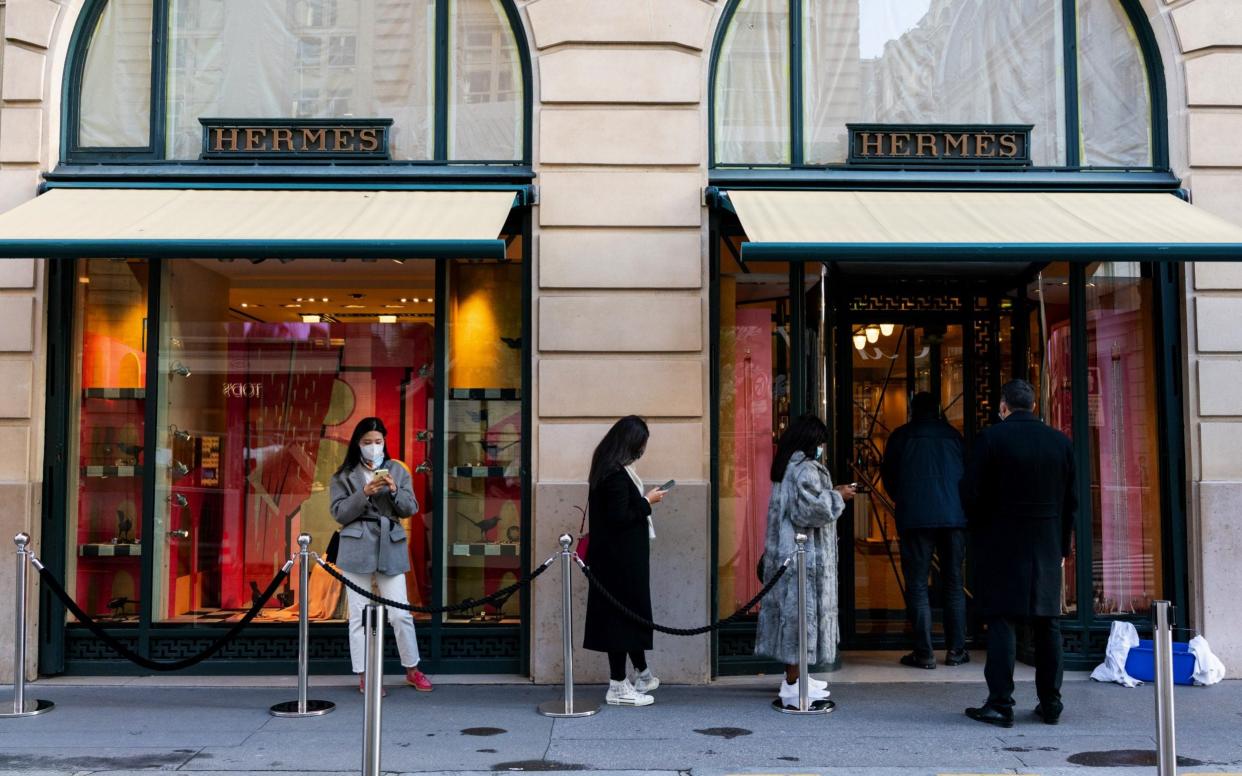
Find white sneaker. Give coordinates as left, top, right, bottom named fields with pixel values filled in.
left=808, top=675, right=828, bottom=691
left=778, top=679, right=830, bottom=707
left=606, top=679, right=654, bottom=707
left=633, top=668, right=660, bottom=694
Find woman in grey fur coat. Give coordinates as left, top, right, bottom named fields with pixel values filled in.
left=755, top=414, right=854, bottom=708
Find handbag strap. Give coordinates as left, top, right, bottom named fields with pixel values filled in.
left=575, top=504, right=588, bottom=535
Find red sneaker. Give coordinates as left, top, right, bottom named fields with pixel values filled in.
left=358, top=676, right=387, bottom=697
left=406, top=668, right=433, bottom=692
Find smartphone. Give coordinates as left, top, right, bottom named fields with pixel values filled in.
left=659, top=479, right=676, bottom=491
left=849, top=481, right=871, bottom=493
left=373, top=468, right=389, bottom=480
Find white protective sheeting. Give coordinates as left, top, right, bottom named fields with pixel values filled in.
left=713, top=0, right=792, bottom=166
left=1077, top=0, right=1153, bottom=167
left=728, top=190, right=1242, bottom=250
left=1091, top=620, right=1142, bottom=687
left=0, top=188, right=515, bottom=245
left=79, top=0, right=153, bottom=147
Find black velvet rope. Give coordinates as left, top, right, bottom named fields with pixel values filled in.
left=36, top=559, right=291, bottom=672
left=315, top=554, right=554, bottom=614
left=577, top=558, right=791, bottom=637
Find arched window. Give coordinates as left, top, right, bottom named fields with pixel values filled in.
left=711, top=0, right=1160, bottom=169
left=68, top=0, right=530, bottom=162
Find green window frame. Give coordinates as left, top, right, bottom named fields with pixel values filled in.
left=708, top=0, right=1168, bottom=170
left=63, top=0, right=533, bottom=165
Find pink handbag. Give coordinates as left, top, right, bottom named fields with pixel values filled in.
left=573, top=505, right=589, bottom=563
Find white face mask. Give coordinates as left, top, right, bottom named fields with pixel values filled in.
left=360, top=442, right=385, bottom=467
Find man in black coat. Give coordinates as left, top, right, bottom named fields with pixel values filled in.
left=963, top=379, right=1076, bottom=728
left=881, top=391, right=969, bottom=670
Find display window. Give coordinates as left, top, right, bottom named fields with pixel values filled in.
left=65, top=254, right=526, bottom=637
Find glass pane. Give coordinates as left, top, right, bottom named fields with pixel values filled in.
left=68, top=260, right=150, bottom=624
left=448, top=0, right=523, bottom=161
left=714, top=0, right=791, bottom=166
left=443, top=255, right=524, bottom=624
left=1086, top=262, right=1163, bottom=615
left=1028, top=261, right=1076, bottom=612
left=715, top=253, right=794, bottom=618
left=166, top=0, right=435, bottom=159
left=151, top=260, right=437, bottom=623
left=1078, top=0, right=1152, bottom=166
left=803, top=0, right=1066, bottom=166
left=79, top=0, right=153, bottom=148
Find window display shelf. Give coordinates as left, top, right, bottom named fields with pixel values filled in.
left=449, top=388, right=520, bottom=401
left=83, top=388, right=146, bottom=400
left=451, top=543, right=519, bottom=558
left=79, top=543, right=142, bottom=557
left=82, top=465, right=139, bottom=478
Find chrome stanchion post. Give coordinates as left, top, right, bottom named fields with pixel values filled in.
left=774, top=534, right=832, bottom=715
left=1, top=533, right=53, bottom=718
left=537, top=535, right=599, bottom=718
left=361, top=604, right=385, bottom=776
left=271, top=534, right=335, bottom=717
left=1153, top=601, right=1177, bottom=776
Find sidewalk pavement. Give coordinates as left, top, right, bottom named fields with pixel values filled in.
left=1, top=653, right=1239, bottom=776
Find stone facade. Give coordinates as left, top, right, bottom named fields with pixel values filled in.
left=1, top=0, right=1241, bottom=683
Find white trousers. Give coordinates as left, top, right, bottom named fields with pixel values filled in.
left=341, top=569, right=421, bottom=674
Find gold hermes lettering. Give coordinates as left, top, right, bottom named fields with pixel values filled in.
left=859, top=132, right=884, bottom=156
left=889, top=133, right=911, bottom=155
left=944, top=133, right=969, bottom=157
left=999, top=133, right=1019, bottom=157
left=299, top=127, right=327, bottom=152
left=271, top=128, right=294, bottom=152
left=916, top=133, right=937, bottom=157
left=333, top=128, right=357, bottom=151
left=358, top=128, right=380, bottom=152
left=212, top=127, right=241, bottom=152
left=974, top=133, right=997, bottom=157
left=244, top=128, right=266, bottom=151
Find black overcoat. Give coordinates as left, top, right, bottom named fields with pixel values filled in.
left=582, top=468, right=654, bottom=653
left=963, top=410, right=1077, bottom=618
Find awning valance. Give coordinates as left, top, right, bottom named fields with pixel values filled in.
left=724, top=190, right=1242, bottom=262
left=0, top=188, right=518, bottom=259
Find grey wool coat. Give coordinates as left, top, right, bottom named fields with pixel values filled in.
left=755, top=452, right=847, bottom=666
left=329, top=461, right=418, bottom=576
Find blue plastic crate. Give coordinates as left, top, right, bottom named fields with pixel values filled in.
left=1124, top=639, right=1195, bottom=685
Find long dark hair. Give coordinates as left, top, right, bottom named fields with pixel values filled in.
left=336, top=417, right=388, bottom=476
left=588, top=415, right=649, bottom=490
left=770, top=414, right=828, bottom=483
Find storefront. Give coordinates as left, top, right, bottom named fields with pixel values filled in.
left=0, top=0, right=536, bottom=675
left=705, top=0, right=1242, bottom=672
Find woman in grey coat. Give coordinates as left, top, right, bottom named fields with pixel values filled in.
left=330, top=417, right=432, bottom=694
left=755, top=414, right=854, bottom=709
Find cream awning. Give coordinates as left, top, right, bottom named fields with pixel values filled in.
left=726, top=190, right=1242, bottom=262
left=0, top=188, right=519, bottom=259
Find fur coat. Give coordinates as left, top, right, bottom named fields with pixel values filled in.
left=754, top=452, right=846, bottom=666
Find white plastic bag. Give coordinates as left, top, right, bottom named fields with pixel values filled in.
left=1091, top=620, right=1142, bottom=687
left=1189, top=635, right=1227, bottom=686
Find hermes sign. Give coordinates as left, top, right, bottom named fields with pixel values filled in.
left=200, top=118, right=393, bottom=160
left=847, top=124, right=1033, bottom=166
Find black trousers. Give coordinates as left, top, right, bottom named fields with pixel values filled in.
left=984, top=615, right=1063, bottom=713
left=899, top=527, right=967, bottom=658
left=607, top=649, right=647, bottom=682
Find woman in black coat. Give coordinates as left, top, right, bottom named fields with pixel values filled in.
left=582, top=415, right=668, bottom=707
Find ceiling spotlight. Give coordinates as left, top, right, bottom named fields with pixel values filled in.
left=168, top=493, right=189, bottom=508
left=283, top=303, right=301, bottom=308
left=879, top=323, right=895, bottom=337
left=169, top=361, right=192, bottom=378
left=865, top=325, right=880, bottom=344
left=400, top=298, right=409, bottom=303
left=320, top=297, right=329, bottom=303
left=170, top=460, right=190, bottom=478
left=240, top=303, right=249, bottom=308
left=169, top=425, right=192, bottom=442
left=853, top=333, right=867, bottom=351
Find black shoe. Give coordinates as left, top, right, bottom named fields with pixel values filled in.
left=965, top=705, right=1014, bottom=728
left=1034, top=703, right=1062, bottom=725
left=900, top=652, right=936, bottom=669
left=945, top=649, right=971, bottom=666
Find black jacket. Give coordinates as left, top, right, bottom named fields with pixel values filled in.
left=880, top=415, right=967, bottom=532
left=583, top=468, right=653, bottom=653
left=964, top=410, right=1077, bottom=618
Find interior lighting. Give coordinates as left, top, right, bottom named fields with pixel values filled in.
left=879, top=323, right=895, bottom=337
left=853, top=333, right=867, bottom=351
left=169, top=361, right=192, bottom=378
left=301, top=314, right=322, bottom=323
left=240, top=303, right=249, bottom=308
left=865, top=325, right=880, bottom=343
left=78, top=276, right=90, bottom=284
left=378, top=314, right=398, bottom=323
